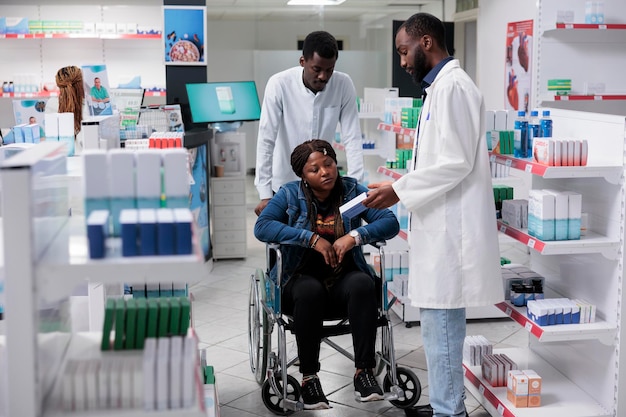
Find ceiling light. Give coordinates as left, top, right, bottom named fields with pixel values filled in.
left=287, top=0, right=347, bottom=5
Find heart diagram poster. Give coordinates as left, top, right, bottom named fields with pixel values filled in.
left=505, top=19, right=533, bottom=113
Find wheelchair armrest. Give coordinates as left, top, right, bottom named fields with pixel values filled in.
left=367, top=240, right=386, bottom=250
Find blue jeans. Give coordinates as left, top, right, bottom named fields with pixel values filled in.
left=420, top=308, right=467, bottom=417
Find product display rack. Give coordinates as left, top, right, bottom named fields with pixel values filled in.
left=374, top=125, right=506, bottom=325
left=535, top=0, right=626, bottom=111
left=0, top=4, right=166, bottom=96
left=0, top=142, right=212, bottom=417
left=0, top=33, right=161, bottom=40
left=466, top=108, right=626, bottom=416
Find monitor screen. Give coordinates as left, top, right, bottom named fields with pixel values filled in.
left=185, top=81, right=262, bottom=124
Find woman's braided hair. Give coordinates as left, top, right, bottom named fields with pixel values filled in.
left=55, top=66, right=84, bottom=135
left=290, top=139, right=344, bottom=237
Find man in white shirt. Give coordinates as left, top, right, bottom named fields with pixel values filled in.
left=254, top=30, right=364, bottom=215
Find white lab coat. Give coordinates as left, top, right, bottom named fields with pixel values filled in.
left=392, top=59, right=503, bottom=309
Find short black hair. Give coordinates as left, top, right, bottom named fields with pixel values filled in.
left=302, top=31, right=338, bottom=61
left=400, top=13, right=446, bottom=51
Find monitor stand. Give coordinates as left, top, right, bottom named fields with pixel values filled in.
left=210, top=121, right=242, bottom=133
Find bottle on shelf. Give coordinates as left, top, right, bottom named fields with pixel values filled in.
left=528, top=109, right=541, bottom=158
left=513, top=111, right=528, bottom=158
left=540, top=110, right=552, bottom=138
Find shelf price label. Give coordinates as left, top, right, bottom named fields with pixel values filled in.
left=497, top=403, right=505, bottom=415
left=525, top=322, right=533, bottom=332
left=479, top=384, right=485, bottom=395
left=564, top=24, right=574, bottom=29
left=599, top=24, right=607, bottom=30
left=490, top=155, right=496, bottom=163
left=499, top=224, right=507, bottom=233
left=505, top=306, right=512, bottom=316
left=594, top=95, right=602, bottom=101
left=527, top=238, right=536, bottom=249
left=505, top=159, right=512, bottom=167
left=525, top=163, right=533, bottom=173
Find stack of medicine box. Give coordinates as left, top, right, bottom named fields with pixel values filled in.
left=533, top=138, right=588, bottom=167
left=45, top=112, right=76, bottom=155
left=492, top=184, right=513, bottom=219
left=507, top=369, right=542, bottom=407
left=528, top=189, right=582, bottom=241
left=400, top=98, right=422, bottom=129
left=501, top=199, right=528, bottom=229
left=526, top=298, right=595, bottom=326
left=385, top=251, right=409, bottom=297
left=485, top=110, right=513, bottom=178
left=481, top=353, right=517, bottom=388
left=463, top=335, right=492, bottom=366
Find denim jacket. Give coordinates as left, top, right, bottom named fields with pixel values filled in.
left=254, top=176, right=400, bottom=285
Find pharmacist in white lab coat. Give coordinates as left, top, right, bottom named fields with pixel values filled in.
left=363, top=13, right=502, bottom=417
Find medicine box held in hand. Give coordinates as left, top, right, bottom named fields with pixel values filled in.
left=339, top=192, right=368, bottom=218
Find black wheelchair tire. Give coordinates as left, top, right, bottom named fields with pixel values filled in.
left=383, top=366, right=421, bottom=409
left=261, top=374, right=301, bottom=416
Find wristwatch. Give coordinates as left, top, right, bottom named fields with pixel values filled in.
left=349, top=230, right=362, bottom=246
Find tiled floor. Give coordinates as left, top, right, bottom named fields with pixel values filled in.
left=190, top=175, right=529, bottom=417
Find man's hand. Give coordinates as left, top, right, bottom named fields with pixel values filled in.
left=362, top=181, right=399, bottom=209
left=254, top=199, right=271, bottom=216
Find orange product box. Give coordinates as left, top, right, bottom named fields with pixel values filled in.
left=528, top=394, right=541, bottom=407
left=507, top=390, right=528, bottom=408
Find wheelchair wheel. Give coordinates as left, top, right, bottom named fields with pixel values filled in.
left=248, top=268, right=269, bottom=385
left=383, top=366, right=421, bottom=408
left=261, top=374, right=301, bottom=416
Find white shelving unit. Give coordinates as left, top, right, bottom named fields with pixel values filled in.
left=0, top=142, right=212, bottom=417
left=210, top=176, right=247, bottom=260
left=375, top=123, right=507, bottom=325
left=0, top=4, right=165, bottom=92
left=466, top=108, right=626, bottom=416
left=534, top=0, right=626, bottom=114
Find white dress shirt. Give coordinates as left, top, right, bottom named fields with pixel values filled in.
left=255, top=66, right=364, bottom=199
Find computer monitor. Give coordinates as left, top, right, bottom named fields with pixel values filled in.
left=185, top=81, right=262, bottom=125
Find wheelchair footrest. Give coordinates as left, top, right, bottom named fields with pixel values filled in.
left=284, top=399, right=304, bottom=412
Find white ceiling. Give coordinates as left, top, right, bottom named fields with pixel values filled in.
left=203, top=0, right=441, bottom=22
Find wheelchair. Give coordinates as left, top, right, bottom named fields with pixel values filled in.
left=248, top=241, right=421, bottom=415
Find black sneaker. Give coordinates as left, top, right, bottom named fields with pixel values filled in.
left=354, top=369, right=385, bottom=402
left=301, top=376, right=331, bottom=410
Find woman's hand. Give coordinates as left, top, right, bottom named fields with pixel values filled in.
left=314, top=237, right=338, bottom=269
left=333, top=235, right=355, bottom=264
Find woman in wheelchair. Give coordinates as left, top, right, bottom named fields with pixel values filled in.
left=254, top=139, right=400, bottom=410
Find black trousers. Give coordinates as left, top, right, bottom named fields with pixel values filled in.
left=282, top=270, right=378, bottom=375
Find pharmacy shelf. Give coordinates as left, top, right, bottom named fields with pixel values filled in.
left=464, top=348, right=610, bottom=417
left=332, top=142, right=386, bottom=159
left=0, top=33, right=161, bottom=40
left=554, top=23, right=626, bottom=30
left=377, top=166, right=405, bottom=180
left=358, top=112, right=384, bottom=120
left=377, top=122, right=416, bottom=137
left=1, top=90, right=165, bottom=98
left=41, top=332, right=209, bottom=417
left=488, top=153, right=622, bottom=183
left=35, top=216, right=207, bottom=303
left=1, top=91, right=58, bottom=98
left=553, top=94, right=626, bottom=101
left=494, top=301, right=616, bottom=344
left=496, top=220, right=620, bottom=259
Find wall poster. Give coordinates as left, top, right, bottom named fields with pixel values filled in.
left=505, top=19, right=533, bottom=113
left=163, top=6, right=206, bottom=66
